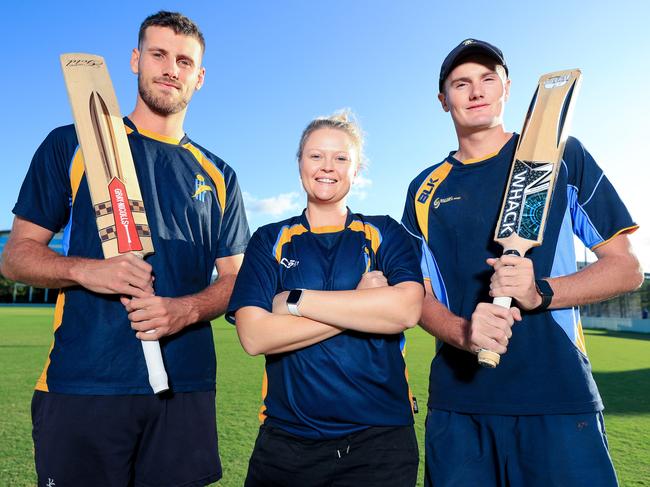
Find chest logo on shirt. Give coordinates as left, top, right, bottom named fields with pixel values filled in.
left=417, top=177, right=442, bottom=204
left=192, top=174, right=213, bottom=202
left=433, top=196, right=461, bottom=209
left=280, top=258, right=299, bottom=269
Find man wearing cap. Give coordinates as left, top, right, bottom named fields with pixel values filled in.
left=401, top=39, right=642, bottom=486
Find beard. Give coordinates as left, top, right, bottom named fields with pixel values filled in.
left=138, top=75, right=191, bottom=116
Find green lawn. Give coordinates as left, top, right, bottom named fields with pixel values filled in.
left=1, top=307, right=649, bottom=486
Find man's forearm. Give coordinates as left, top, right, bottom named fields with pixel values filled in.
left=546, top=239, right=643, bottom=309
left=3, top=235, right=154, bottom=297
left=176, top=273, right=238, bottom=324
left=2, top=236, right=81, bottom=288
left=419, top=290, right=470, bottom=351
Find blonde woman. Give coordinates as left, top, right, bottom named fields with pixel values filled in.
left=228, top=111, right=424, bottom=486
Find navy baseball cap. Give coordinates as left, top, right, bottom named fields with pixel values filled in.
left=439, top=39, right=508, bottom=92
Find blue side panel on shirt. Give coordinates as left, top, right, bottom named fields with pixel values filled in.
left=420, top=240, right=449, bottom=308
left=61, top=210, right=73, bottom=257
left=550, top=307, right=582, bottom=351
left=568, top=184, right=604, bottom=248
left=61, top=146, right=80, bottom=256
left=549, top=201, right=580, bottom=346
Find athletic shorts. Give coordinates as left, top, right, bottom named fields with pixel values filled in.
left=32, top=390, right=221, bottom=487
left=245, top=423, right=419, bottom=487
left=424, top=408, right=618, bottom=487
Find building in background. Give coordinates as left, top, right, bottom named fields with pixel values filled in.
left=577, top=261, right=650, bottom=319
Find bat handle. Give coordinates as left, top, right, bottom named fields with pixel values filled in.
left=477, top=248, right=520, bottom=368
left=142, top=340, right=169, bottom=393
left=132, top=251, right=170, bottom=394
left=477, top=296, right=513, bottom=368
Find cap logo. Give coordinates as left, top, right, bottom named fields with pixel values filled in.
left=463, top=39, right=475, bottom=45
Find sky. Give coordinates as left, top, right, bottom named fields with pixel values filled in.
left=2, top=1, right=649, bottom=270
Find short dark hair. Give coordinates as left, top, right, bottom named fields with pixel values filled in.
left=138, top=11, right=205, bottom=53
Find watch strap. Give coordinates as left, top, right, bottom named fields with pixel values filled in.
left=286, top=289, right=305, bottom=317
left=532, top=279, right=553, bottom=312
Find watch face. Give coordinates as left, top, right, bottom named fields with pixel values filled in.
left=287, top=289, right=303, bottom=305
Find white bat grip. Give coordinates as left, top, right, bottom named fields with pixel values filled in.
left=141, top=339, right=169, bottom=393
left=493, top=296, right=513, bottom=308
left=132, top=251, right=169, bottom=394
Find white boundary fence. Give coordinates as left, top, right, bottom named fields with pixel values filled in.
left=583, top=317, right=650, bottom=334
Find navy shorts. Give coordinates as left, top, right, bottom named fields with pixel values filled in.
left=32, top=391, right=221, bottom=487
left=245, top=423, right=419, bottom=487
left=424, top=409, right=618, bottom=487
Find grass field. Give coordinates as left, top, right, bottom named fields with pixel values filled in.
left=1, top=307, right=649, bottom=486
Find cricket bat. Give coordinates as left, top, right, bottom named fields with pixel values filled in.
left=60, top=53, right=169, bottom=393
left=477, top=69, right=582, bottom=368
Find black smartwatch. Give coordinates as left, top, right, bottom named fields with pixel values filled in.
left=533, top=279, right=554, bottom=312
left=286, top=289, right=305, bottom=316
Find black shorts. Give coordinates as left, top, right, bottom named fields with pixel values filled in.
left=245, top=424, right=419, bottom=487
left=32, top=390, right=221, bottom=487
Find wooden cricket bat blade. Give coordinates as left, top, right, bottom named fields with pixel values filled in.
left=60, top=53, right=168, bottom=393
left=477, top=69, right=582, bottom=369
left=60, top=53, right=154, bottom=258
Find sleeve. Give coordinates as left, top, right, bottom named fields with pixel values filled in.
left=400, top=178, right=422, bottom=244
left=400, top=178, right=432, bottom=281
left=12, top=129, right=74, bottom=232
left=564, top=137, right=637, bottom=250
left=226, top=229, right=279, bottom=324
left=216, top=169, right=251, bottom=258
left=376, top=217, right=423, bottom=287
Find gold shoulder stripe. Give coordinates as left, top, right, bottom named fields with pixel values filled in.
left=348, top=220, right=382, bottom=254
left=183, top=143, right=227, bottom=216
left=273, top=224, right=308, bottom=262
left=415, top=162, right=453, bottom=242
left=70, top=148, right=85, bottom=203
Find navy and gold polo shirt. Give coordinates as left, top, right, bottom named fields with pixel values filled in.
left=13, top=117, right=250, bottom=394
left=228, top=209, right=422, bottom=439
